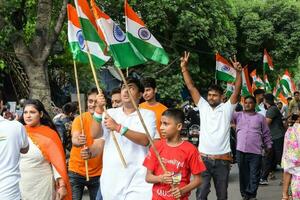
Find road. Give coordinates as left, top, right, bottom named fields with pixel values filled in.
left=83, top=164, right=282, bottom=200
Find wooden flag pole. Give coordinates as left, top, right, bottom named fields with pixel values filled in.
left=84, top=43, right=127, bottom=168
left=115, top=67, right=180, bottom=199
left=73, top=60, right=90, bottom=181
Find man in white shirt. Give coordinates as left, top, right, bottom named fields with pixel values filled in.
left=180, top=52, right=242, bottom=200
left=0, top=93, right=29, bottom=200
left=90, top=77, right=156, bottom=200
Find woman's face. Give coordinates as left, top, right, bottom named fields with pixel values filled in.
left=23, top=105, right=42, bottom=127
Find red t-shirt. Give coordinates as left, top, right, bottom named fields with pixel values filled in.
left=143, top=140, right=206, bottom=200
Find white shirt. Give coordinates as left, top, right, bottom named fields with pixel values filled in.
left=101, top=107, right=156, bottom=200
left=197, top=97, right=236, bottom=155
left=0, top=117, right=29, bottom=200
left=258, top=102, right=266, bottom=117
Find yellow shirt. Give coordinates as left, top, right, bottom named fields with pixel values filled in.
left=139, top=102, right=167, bottom=138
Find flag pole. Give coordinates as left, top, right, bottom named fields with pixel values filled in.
left=84, top=42, right=127, bottom=168
left=73, top=60, right=90, bottom=181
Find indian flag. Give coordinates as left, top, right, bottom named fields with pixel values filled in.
left=280, top=69, right=296, bottom=94
left=216, top=53, right=236, bottom=82
left=124, top=0, right=169, bottom=65
left=91, top=0, right=146, bottom=68
left=250, top=69, right=264, bottom=88
left=264, top=74, right=272, bottom=92
left=74, top=0, right=110, bottom=68
left=225, top=82, right=235, bottom=98
left=273, top=78, right=282, bottom=97
left=241, top=66, right=252, bottom=97
left=263, top=49, right=274, bottom=71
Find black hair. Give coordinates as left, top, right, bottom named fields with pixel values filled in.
left=264, top=93, right=275, bottom=106
left=0, top=92, right=3, bottom=102
left=253, top=89, right=265, bottom=97
left=141, top=77, right=156, bottom=89
left=62, top=102, right=78, bottom=115
left=287, top=97, right=293, bottom=101
left=244, top=95, right=256, bottom=104
left=208, top=84, right=223, bottom=95
left=294, top=91, right=299, bottom=96
left=122, top=77, right=144, bottom=93
left=110, top=87, right=121, bottom=96
left=19, top=99, right=58, bottom=132
left=162, top=108, right=185, bottom=124
left=87, top=87, right=98, bottom=97
left=277, top=101, right=283, bottom=105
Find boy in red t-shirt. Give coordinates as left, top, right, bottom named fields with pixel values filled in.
left=143, top=108, right=206, bottom=200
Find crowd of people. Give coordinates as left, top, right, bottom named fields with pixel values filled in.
left=0, top=52, right=300, bottom=200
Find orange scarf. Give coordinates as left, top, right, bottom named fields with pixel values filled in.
left=25, top=125, right=72, bottom=200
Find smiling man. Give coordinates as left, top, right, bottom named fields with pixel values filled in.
left=180, top=51, right=242, bottom=200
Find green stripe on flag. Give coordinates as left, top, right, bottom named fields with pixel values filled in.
left=109, top=43, right=146, bottom=68
left=79, top=18, right=106, bottom=51
left=216, top=71, right=235, bottom=82
left=127, top=33, right=169, bottom=65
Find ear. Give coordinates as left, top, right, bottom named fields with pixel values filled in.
left=177, top=123, right=183, bottom=131
left=40, top=111, right=44, bottom=118
left=154, top=88, right=158, bottom=93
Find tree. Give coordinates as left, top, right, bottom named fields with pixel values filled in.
left=0, top=0, right=67, bottom=111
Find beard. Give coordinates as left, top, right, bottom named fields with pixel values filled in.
left=208, top=101, right=221, bottom=108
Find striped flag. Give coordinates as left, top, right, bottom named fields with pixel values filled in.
left=91, top=0, right=146, bottom=68
left=250, top=69, right=264, bottom=88
left=264, top=74, right=272, bottom=92
left=273, top=78, right=282, bottom=97
left=225, top=82, right=235, bottom=98
left=124, top=0, right=169, bottom=65
left=280, top=69, right=296, bottom=95
left=67, top=4, right=109, bottom=67
left=215, top=53, right=236, bottom=82
left=263, top=49, right=274, bottom=71
left=241, top=66, right=252, bottom=96
left=74, top=0, right=110, bottom=68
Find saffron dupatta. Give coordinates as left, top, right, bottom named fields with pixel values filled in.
left=25, top=125, right=72, bottom=200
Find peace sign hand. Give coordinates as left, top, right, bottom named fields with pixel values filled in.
left=180, top=51, right=190, bottom=71
left=229, top=55, right=242, bottom=72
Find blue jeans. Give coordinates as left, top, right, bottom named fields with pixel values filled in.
left=69, top=171, right=101, bottom=200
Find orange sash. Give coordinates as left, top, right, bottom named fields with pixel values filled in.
left=25, top=125, right=72, bottom=200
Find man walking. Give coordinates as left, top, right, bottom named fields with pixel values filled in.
left=0, top=93, right=29, bottom=200
left=180, top=51, right=242, bottom=200
left=232, top=95, right=272, bottom=200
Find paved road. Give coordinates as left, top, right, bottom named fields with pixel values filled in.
left=83, top=164, right=282, bottom=200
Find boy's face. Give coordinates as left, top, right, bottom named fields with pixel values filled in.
left=121, top=83, right=142, bottom=104
left=160, top=115, right=182, bottom=139
left=87, top=93, right=97, bottom=113
left=143, top=87, right=156, bottom=102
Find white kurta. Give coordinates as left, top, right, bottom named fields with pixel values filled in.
left=100, top=107, right=156, bottom=200
left=20, top=138, right=60, bottom=200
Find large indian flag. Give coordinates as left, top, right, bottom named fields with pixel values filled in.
left=74, top=0, right=110, bottom=68
left=263, top=49, right=274, bottom=71
left=124, top=0, right=169, bottom=65
left=215, top=53, right=236, bottom=82
left=241, top=66, right=252, bottom=96
left=91, top=0, right=146, bottom=68
left=280, top=69, right=296, bottom=94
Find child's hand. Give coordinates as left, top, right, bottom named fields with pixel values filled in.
left=159, top=172, right=173, bottom=184
left=169, top=186, right=182, bottom=199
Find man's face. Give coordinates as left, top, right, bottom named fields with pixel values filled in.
left=256, top=94, right=264, bottom=104
left=87, top=93, right=97, bottom=113
left=294, top=93, right=299, bottom=101
left=277, top=102, right=283, bottom=110
left=111, top=93, right=122, bottom=108
left=207, top=90, right=222, bottom=107
left=244, top=98, right=256, bottom=112
left=143, top=87, right=156, bottom=102
left=121, top=83, right=142, bottom=104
